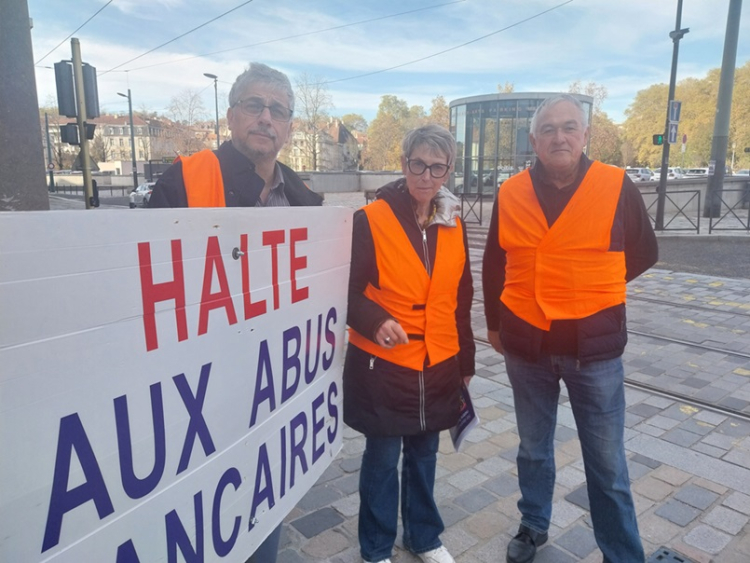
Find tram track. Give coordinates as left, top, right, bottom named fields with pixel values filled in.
left=470, top=282, right=750, bottom=422
left=464, top=225, right=750, bottom=422
left=473, top=334, right=750, bottom=423
left=629, top=294, right=750, bottom=318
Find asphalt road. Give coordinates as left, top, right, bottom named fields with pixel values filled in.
left=656, top=235, right=750, bottom=279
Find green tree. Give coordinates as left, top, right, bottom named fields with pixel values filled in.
left=364, top=95, right=425, bottom=170
left=621, top=84, right=668, bottom=167
left=497, top=82, right=515, bottom=93
left=621, top=61, right=750, bottom=170
left=569, top=81, right=623, bottom=166
left=428, top=95, right=449, bottom=129
left=340, top=113, right=368, bottom=133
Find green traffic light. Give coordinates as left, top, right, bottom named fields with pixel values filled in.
left=652, top=134, right=664, bottom=146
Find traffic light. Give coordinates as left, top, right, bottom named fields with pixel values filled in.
left=60, top=123, right=79, bottom=145
left=652, top=134, right=664, bottom=146
left=82, top=64, right=100, bottom=119
left=53, top=61, right=100, bottom=119
left=54, top=62, right=76, bottom=118
left=744, top=147, right=750, bottom=153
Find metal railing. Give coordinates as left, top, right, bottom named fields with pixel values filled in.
left=708, top=188, right=750, bottom=233
left=643, top=189, right=702, bottom=234
left=458, top=193, right=490, bottom=224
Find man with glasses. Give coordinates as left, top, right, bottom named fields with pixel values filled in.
left=149, top=62, right=322, bottom=209
left=148, top=62, right=321, bottom=563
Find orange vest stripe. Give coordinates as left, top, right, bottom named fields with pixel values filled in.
left=498, top=162, right=627, bottom=330
left=348, top=200, right=465, bottom=370
left=180, top=150, right=226, bottom=208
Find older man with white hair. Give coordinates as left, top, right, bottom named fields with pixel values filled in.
left=482, top=94, right=657, bottom=563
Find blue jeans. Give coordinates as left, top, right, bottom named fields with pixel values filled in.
left=358, top=433, right=444, bottom=561
left=504, top=353, right=644, bottom=563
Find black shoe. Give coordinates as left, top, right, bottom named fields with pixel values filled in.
left=506, top=524, right=548, bottom=563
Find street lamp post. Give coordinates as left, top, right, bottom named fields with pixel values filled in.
left=45, top=113, right=56, bottom=192
left=117, top=89, right=139, bottom=189
left=204, top=73, right=220, bottom=149
left=655, top=0, right=689, bottom=230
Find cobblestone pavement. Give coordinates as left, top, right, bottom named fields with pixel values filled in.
left=49, top=192, right=750, bottom=562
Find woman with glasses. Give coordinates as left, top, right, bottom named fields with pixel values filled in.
left=344, top=124, right=475, bottom=563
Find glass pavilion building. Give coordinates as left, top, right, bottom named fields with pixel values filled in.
left=449, top=93, right=593, bottom=194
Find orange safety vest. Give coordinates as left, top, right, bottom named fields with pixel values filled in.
left=179, top=150, right=226, bottom=207
left=498, top=161, right=627, bottom=331
left=348, top=200, right=465, bottom=370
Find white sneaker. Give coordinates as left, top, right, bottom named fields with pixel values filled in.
left=416, top=546, right=455, bottom=563
left=362, top=559, right=391, bottom=563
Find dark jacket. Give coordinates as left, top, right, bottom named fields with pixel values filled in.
left=482, top=155, right=658, bottom=363
left=344, top=180, right=475, bottom=436
left=148, top=141, right=323, bottom=208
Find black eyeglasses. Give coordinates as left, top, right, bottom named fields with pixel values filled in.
left=233, top=97, right=293, bottom=122
left=406, top=158, right=450, bottom=178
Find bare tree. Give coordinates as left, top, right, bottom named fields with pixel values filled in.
left=90, top=134, right=113, bottom=164
left=168, top=89, right=206, bottom=125
left=167, top=90, right=208, bottom=156
left=295, top=73, right=334, bottom=171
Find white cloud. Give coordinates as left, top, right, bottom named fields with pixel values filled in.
left=29, top=0, right=750, bottom=127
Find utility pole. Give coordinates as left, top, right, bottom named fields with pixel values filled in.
left=118, top=89, right=139, bottom=189
left=204, top=73, right=220, bottom=149
left=71, top=38, right=95, bottom=209
left=655, top=0, right=688, bottom=230
left=45, top=113, right=56, bottom=192
left=704, top=0, right=743, bottom=218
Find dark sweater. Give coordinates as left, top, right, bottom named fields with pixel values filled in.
left=148, top=141, right=322, bottom=208
left=482, top=155, right=658, bottom=360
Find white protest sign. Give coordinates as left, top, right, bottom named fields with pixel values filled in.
left=0, top=206, right=352, bottom=562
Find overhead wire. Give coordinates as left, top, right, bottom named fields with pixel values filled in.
left=35, top=0, right=115, bottom=65
left=320, top=0, right=575, bottom=85
left=122, top=0, right=467, bottom=73
left=101, top=0, right=256, bottom=75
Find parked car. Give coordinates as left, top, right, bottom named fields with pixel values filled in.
left=683, top=167, right=709, bottom=178
left=652, top=167, right=684, bottom=181
left=625, top=168, right=654, bottom=182
left=129, top=182, right=155, bottom=208
left=734, top=169, right=750, bottom=177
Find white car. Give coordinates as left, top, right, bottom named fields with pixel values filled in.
left=734, top=169, right=750, bottom=177
left=683, top=168, right=709, bottom=178
left=625, top=168, right=654, bottom=182
left=129, top=182, right=155, bottom=208
left=652, top=167, right=684, bottom=181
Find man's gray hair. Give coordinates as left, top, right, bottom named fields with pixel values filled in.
left=228, top=62, right=295, bottom=111
left=401, top=124, right=456, bottom=165
left=530, top=94, right=588, bottom=135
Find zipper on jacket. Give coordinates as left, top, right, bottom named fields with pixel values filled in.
left=369, top=356, right=375, bottom=370
left=413, top=210, right=432, bottom=276
left=421, top=229, right=432, bottom=276
left=418, top=370, right=426, bottom=431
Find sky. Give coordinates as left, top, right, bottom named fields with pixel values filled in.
left=28, top=0, right=750, bottom=126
